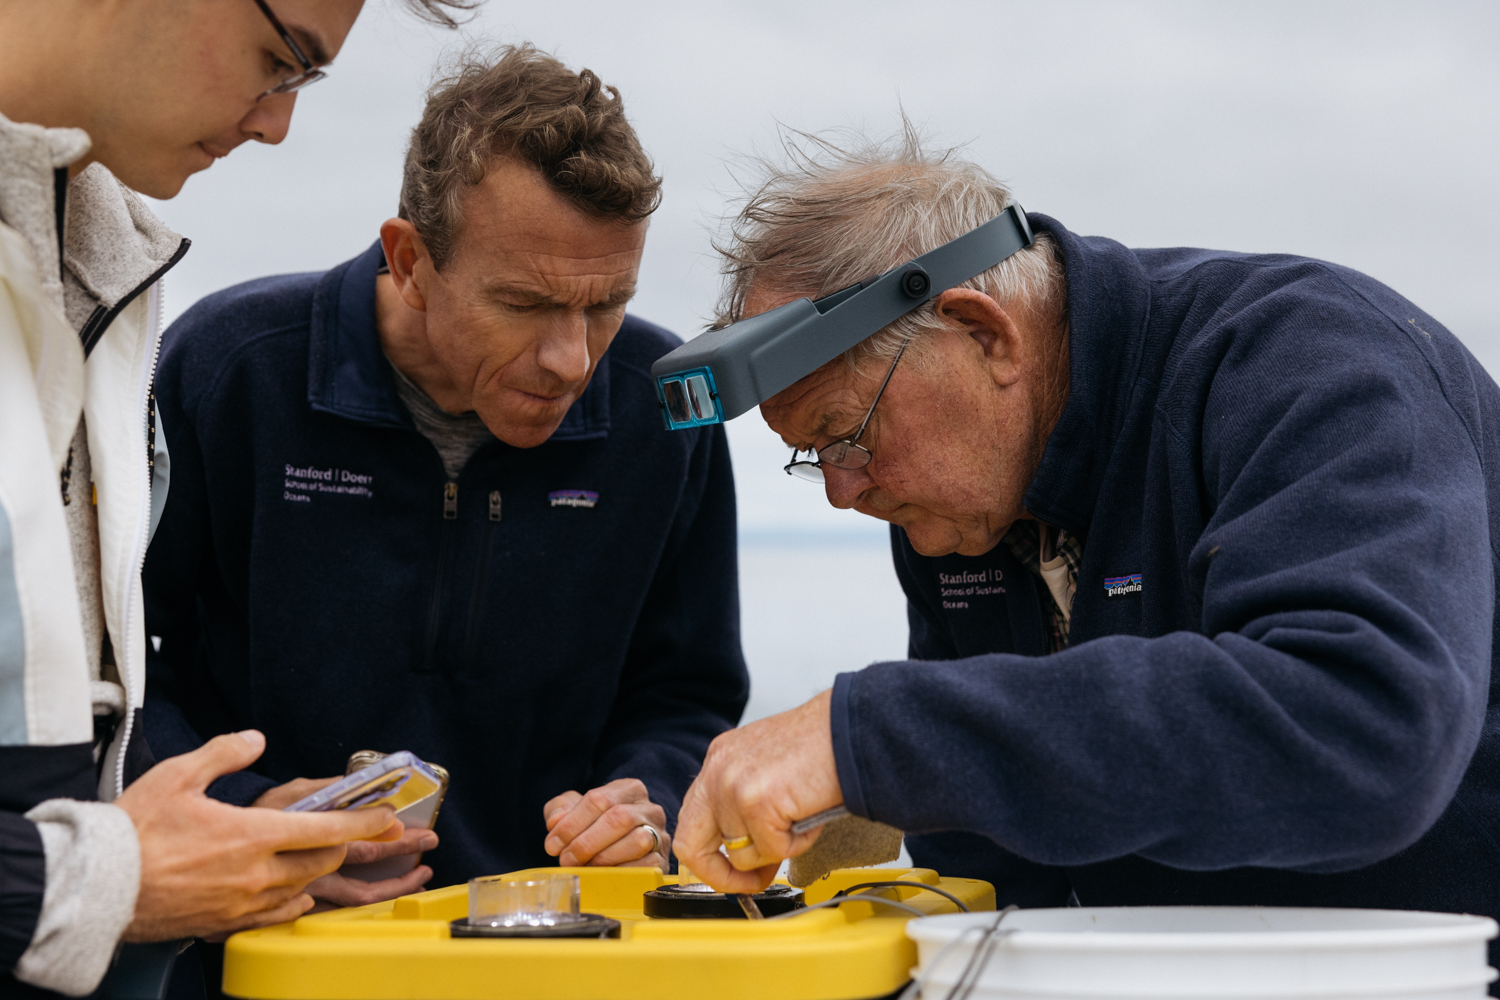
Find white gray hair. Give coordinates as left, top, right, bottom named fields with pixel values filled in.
left=713, top=124, right=1066, bottom=373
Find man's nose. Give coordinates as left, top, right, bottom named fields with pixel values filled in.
left=240, top=92, right=298, bottom=145
left=536, top=312, right=591, bottom=385
left=822, top=464, right=873, bottom=510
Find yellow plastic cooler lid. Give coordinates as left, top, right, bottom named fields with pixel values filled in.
left=223, top=866, right=995, bottom=1000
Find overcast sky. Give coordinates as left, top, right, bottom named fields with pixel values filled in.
left=147, top=0, right=1500, bottom=542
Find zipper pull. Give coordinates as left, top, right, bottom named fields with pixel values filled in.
left=488, top=490, right=502, bottom=522
left=443, top=482, right=458, bottom=520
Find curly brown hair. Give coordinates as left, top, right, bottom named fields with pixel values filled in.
left=398, top=44, right=662, bottom=269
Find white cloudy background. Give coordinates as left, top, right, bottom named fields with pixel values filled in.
left=147, top=0, right=1499, bottom=723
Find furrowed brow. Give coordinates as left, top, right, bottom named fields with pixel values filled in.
left=485, top=284, right=559, bottom=306
left=485, top=283, right=638, bottom=309
left=597, top=285, right=637, bottom=309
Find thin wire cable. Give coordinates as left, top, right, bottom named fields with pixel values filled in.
left=832, top=881, right=971, bottom=912
left=898, top=905, right=1018, bottom=1000
left=947, top=906, right=1017, bottom=1000
left=765, top=891, right=927, bottom=921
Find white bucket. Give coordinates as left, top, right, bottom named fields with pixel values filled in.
left=906, top=906, right=1498, bottom=1000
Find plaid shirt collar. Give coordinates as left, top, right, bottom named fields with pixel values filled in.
left=1003, top=521, right=1084, bottom=653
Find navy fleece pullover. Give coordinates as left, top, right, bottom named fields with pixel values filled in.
left=142, top=243, right=748, bottom=887
left=835, top=214, right=1500, bottom=933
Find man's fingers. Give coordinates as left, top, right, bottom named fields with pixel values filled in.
left=545, top=779, right=651, bottom=849
left=543, top=791, right=583, bottom=831
left=671, top=779, right=720, bottom=873
left=263, top=844, right=350, bottom=888
left=252, top=776, right=341, bottom=810
left=558, top=803, right=656, bottom=867
left=243, top=805, right=399, bottom=852
left=344, top=827, right=437, bottom=865
left=585, top=823, right=663, bottom=867
left=162, top=730, right=267, bottom=792
left=310, top=865, right=433, bottom=908
left=681, top=845, right=768, bottom=894
left=544, top=788, right=615, bottom=857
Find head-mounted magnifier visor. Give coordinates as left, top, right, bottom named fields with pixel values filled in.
left=651, top=204, right=1034, bottom=430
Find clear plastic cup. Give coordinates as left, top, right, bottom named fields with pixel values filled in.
left=468, top=875, right=581, bottom=928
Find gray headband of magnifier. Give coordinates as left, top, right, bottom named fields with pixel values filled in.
left=651, top=204, right=1034, bottom=430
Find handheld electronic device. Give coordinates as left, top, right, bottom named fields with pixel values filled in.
left=650, top=204, right=1034, bottom=430
left=284, top=750, right=448, bottom=883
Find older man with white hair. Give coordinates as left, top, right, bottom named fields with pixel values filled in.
left=673, top=132, right=1500, bottom=952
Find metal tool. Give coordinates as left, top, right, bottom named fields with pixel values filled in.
left=790, top=804, right=851, bottom=836
left=734, top=894, right=766, bottom=920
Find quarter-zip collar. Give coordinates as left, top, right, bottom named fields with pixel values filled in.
left=1021, top=213, right=1154, bottom=536
left=307, top=240, right=612, bottom=441
left=0, top=112, right=90, bottom=312
left=64, top=164, right=188, bottom=355
left=0, top=113, right=188, bottom=347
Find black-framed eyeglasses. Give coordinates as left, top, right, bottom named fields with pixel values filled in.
left=784, top=336, right=911, bottom=484
left=252, top=0, right=327, bottom=98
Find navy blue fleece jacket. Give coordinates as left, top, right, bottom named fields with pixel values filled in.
left=142, top=243, right=748, bottom=887
left=835, top=214, right=1500, bottom=930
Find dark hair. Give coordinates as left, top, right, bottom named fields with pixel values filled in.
left=398, top=44, right=662, bottom=268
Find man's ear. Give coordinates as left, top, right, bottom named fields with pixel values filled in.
left=378, top=219, right=433, bottom=313
left=933, top=288, right=1023, bottom=388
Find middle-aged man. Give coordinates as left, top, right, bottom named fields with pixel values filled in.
left=143, top=45, right=748, bottom=909
left=0, top=0, right=477, bottom=995
left=676, top=132, right=1500, bottom=967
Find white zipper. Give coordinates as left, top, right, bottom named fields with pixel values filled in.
left=113, top=276, right=166, bottom=798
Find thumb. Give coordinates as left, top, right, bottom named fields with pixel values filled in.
left=175, top=731, right=266, bottom=792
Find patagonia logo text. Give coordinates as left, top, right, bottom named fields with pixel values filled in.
left=1104, top=573, right=1142, bottom=599
left=549, top=489, right=599, bottom=509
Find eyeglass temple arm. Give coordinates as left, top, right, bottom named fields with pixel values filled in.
left=252, top=0, right=314, bottom=68
left=848, top=336, right=913, bottom=445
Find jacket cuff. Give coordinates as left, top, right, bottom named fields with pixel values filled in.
left=14, top=800, right=140, bottom=996
left=830, top=672, right=870, bottom=819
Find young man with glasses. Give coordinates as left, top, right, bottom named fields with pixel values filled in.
left=0, top=0, right=473, bottom=994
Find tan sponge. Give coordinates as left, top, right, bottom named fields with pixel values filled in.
left=787, top=814, right=903, bottom=887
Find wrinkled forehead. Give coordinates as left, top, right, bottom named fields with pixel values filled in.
left=760, top=359, right=874, bottom=447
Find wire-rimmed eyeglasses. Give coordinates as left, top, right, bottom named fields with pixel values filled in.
left=784, top=337, right=911, bottom=484
left=252, top=0, right=327, bottom=98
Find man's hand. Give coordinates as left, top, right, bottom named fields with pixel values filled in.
left=543, top=778, right=669, bottom=868
left=673, top=689, right=843, bottom=893
left=251, top=778, right=439, bottom=908
left=116, top=731, right=401, bottom=942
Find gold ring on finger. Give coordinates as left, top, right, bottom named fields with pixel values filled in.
left=721, top=834, right=753, bottom=851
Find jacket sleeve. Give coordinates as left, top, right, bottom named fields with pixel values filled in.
left=832, top=310, right=1493, bottom=875
left=14, top=801, right=139, bottom=996
left=142, top=353, right=276, bottom=807
left=590, top=424, right=749, bottom=832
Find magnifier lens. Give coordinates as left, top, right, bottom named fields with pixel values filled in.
left=686, top=375, right=715, bottom=420
left=661, top=379, right=691, bottom=425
